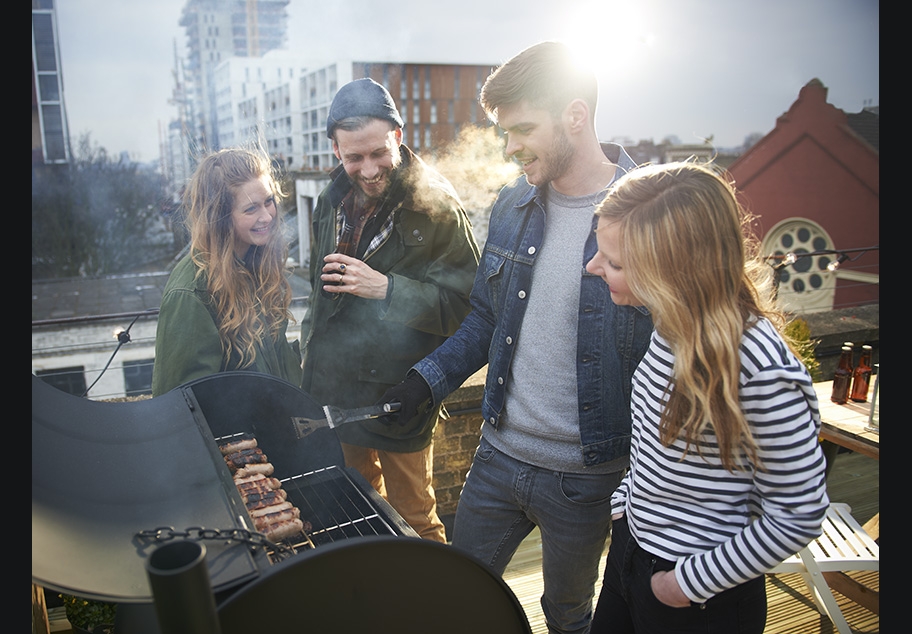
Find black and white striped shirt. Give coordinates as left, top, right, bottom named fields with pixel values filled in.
left=611, top=317, right=829, bottom=603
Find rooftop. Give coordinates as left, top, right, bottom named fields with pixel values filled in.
left=31, top=269, right=312, bottom=323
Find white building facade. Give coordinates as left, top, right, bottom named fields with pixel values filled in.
left=213, top=51, right=308, bottom=161
left=298, top=62, right=355, bottom=170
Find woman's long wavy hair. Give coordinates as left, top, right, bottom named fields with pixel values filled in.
left=183, top=147, right=292, bottom=369
left=596, top=161, right=785, bottom=471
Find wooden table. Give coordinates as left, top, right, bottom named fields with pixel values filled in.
left=811, top=381, right=880, bottom=614
left=813, top=380, right=879, bottom=460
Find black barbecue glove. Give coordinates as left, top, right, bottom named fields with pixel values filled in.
left=378, top=372, right=433, bottom=427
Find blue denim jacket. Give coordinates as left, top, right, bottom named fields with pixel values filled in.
left=414, top=143, right=653, bottom=467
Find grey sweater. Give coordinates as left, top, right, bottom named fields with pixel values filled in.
left=487, top=185, right=622, bottom=474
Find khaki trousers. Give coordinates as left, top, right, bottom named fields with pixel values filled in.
left=340, top=441, right=447, bottom=543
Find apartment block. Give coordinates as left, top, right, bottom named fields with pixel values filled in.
left=213, top=51, right=307, bottom=162
left=179, top=0, right=291, bottom=150
left=31, top=0, right=70, bottom=165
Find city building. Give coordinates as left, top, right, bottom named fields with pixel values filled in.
left=162, top=119, right=194, bottom=199
left=212, top=50, right=307, bottom=162
left=31, top=0, right=71, bottom=165
left=164, top=0, right=494, bottom=192
left=178, top=0, right=292, bottom=152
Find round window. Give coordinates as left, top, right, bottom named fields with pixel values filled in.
left=763, top=219, right=836, bottom=313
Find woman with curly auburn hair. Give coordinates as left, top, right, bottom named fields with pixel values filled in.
left=585, top=162, right=829, bottom=634
left=152, top=147, right=302, bottom=396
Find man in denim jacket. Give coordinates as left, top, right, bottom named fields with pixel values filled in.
left=382, top=42, right=652, bottom=633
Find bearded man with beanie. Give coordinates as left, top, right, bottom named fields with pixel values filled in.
left=299, top=78, right=480, bottom=542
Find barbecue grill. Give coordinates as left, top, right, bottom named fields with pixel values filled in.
left=32, top=372, right=532, bottom=633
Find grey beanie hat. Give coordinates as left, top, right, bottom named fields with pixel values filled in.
left=326, top=78, right=404, bottom=138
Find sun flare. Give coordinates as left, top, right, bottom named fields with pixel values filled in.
left=556, top=2, right=657, bottom=78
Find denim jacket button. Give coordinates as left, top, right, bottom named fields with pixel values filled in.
left=527, top=246, right=536, bottom=255
left=497, top=376, right=504, bottom=384
left=505, top=336, right=513, bottom=345
left=517, top=290, right=526, bottom=299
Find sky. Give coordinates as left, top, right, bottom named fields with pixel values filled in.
left=53, top=0, right=879, bottom=164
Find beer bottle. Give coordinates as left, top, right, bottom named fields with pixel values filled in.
left=830, top=346, right=853, bottom=404
left=841, top=342, right=855, bottom=370
left=850, top=345, right=873, bottom=403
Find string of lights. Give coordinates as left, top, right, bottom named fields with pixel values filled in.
left=765, top=246, right=879, bottom=272
left=80, top=312, right=143, bottom=397
left=764, top=246, right=879, bottom=309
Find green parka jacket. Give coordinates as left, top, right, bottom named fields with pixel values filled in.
left=300, top=146, right=480, bottom=452
left=152, top=252, right=303, bottom=396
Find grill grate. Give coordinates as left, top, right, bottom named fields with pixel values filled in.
left=283, top=466, right=399, bottom=546
left=214, top=427, right=405, bottom=564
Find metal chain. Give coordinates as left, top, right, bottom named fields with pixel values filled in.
left=135, top=525, right=296, bottom=561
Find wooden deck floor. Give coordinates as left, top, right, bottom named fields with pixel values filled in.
left=502, top=449, right=879, bottom=634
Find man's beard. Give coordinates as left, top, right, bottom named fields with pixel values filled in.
left=537, top=125, right=575, bottom=186
left=354, top=144, right=403, bottom=202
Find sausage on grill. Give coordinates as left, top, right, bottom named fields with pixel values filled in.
left=261, top=518, right=305, bottom=541
left=225, top=449, right=268, bottom=471
left=241, top=488, right=288, bottom=505
left=234, top=462, right=275, bottom=478
left=248, top=501, right=293, bottom=518
left=236, top=477, right=282, bottom=493
left=244, top=490, right=286, bottom=510
left=218, top=435, right=258, bottom=456
left=253, top=506, right=300, bottom=529
left=220, top=433, right=309, bottom=541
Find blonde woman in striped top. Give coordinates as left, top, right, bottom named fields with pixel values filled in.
left=585, top=161, right=829, bottom=634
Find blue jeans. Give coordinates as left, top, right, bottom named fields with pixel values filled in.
left=452, top=436, right=620, bottom=634
left=591, top=515, right=767, bottom=634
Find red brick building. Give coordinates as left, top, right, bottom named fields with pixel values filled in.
left=727, top=79, right=879, bottom=313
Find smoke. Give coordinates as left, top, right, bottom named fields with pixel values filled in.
left=426, top=125, right=521, bottom=248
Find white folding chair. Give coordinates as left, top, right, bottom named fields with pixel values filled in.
left=769, top=503, right=879, bottom=634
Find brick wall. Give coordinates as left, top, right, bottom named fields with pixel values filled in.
left=432, top=369, right=486, bottom=519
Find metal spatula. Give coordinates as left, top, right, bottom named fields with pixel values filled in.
left=290, top=402, right=401, bottom=439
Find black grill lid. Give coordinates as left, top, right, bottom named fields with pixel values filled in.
left=218, top=535, right=533, bottom=634
left=180, top=371, right=344, bottom=478
left=31, top=372, right=343, bottom=602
